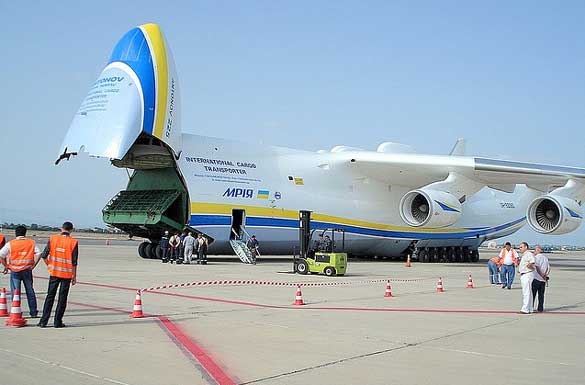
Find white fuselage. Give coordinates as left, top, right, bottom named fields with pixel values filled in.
left=179, top=134, right=536, bottom=256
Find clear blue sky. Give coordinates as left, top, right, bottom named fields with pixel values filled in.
left=1, top=1, right=584, bottom=245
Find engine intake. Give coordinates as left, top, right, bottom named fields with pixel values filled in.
left=400, top=189, right=462, bottom=228
left=527, top=195, right=582, bottom=235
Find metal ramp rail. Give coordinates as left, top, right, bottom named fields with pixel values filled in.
left=229, top=240, right=255, bottom=264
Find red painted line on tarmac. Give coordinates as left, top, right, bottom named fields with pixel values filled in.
left=34, top=275, right=138, bottom=292
left=64, top=300, right=235, bottom=385
left=36, top=276, right=585, bottom=315
left=158, top=316, right=238, bottom=385
left=68, top=301, right=133, bottom=314
left=149, top=290, right=285, bottom=309
left=150, top=291, right=585, bottom=315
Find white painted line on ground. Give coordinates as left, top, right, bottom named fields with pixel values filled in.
left=428, top=347, right=572, bottom=366
left=0, top=347, right=133, bottom=385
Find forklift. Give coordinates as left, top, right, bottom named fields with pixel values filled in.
left=293, top=210, right=348, bottom=276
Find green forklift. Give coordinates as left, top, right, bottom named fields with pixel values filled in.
left=293, top=210, right=347, bottom=276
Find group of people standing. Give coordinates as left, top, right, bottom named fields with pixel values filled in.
left=0, top=222, right=79, bottom=328
left=488, top=241, right=550, bottom=313
left=160, top=230, right=209, bottom=265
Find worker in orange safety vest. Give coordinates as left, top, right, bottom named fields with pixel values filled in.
left=0, top=225, right=42, bottom=317
left=38, top=222, right=79, bottom=328
left=488, top=255, right=502, bottom=285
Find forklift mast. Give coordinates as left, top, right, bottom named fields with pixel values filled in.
left=299, top=210, right=311, bottom=259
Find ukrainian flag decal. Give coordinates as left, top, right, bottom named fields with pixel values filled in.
left=257, top=190, right=270, bottom=199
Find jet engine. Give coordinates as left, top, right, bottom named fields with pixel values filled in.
left=400, top=189, right=462, bottom=228
left=527, top=195, right=582, bottom=234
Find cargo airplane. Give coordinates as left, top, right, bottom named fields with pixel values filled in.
left=57, top=23, right=585, bottom=263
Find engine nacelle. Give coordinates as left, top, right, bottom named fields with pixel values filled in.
left=400, top=189, right=462, bottom=228
left=527, top=195, right=582, bottom=234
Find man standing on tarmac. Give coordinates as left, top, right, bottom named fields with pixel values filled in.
left=0, top=225, right=42, bottom=318
left=197, top=234, right=208, bottom=264
left=169, top=231, right=181, bottom=264
left=499, top=242, right=518, bottom=289
left=487, top=254, right=502, bottom=285
left=183, top=232, right=196, bottom=264
left=38, top=221, right=78, bottom=328
left=518, top=242, right=536, bottom=314
left=160, top=231, right=170, bottom=263
left=532, top=245, right=550, bottom=312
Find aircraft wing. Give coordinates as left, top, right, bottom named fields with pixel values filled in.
left=343, top=152, right=585, bottom=196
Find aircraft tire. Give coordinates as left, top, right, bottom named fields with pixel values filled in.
left=471, top=249, right=479, bottom=262
left=138, top=242, right=148, bottom=259
left=295, top=260, right=309, bottom=275
left=145, top=243, right=157, bottom=259
left=430, top=248, right=437, bottom=263
left=155, top=245, right=163, bottom=259
left=324, top=266, right=336, bottom=276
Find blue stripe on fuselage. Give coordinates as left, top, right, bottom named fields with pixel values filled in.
left=190, top=214, right=526, bottom=240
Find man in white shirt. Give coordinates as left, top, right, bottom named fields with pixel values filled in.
left=499, top=242, right=518, bottom=289
left=517, top=242, right=536, bottom=314
left=0, top=226, right=42, bottom=317
left=531, top=245, right=550, bottom=312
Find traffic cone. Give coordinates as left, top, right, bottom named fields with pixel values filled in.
left=436, top=277, right=444, bottom=293
left=384, top=281, right=393, bottom=297
left=0, top=288, right=8, bottom=317
left=467, top=274, right=474, bottom=289
left=294, top=285, right=305, bottom=305
left=405, top=254, right=411, bottom=267
left=5, top=290, right=27, bottom=327
left=129, top=290, right=144, bottom=318
left=105, top=240, right=110, bottom=246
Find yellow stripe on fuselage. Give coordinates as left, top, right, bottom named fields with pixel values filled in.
left=190, top=202, right=470, bottom=234
left=141, top=23, right=168, bottom=139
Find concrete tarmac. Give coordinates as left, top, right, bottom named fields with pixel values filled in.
left=0, top=245, right=583, bottom=385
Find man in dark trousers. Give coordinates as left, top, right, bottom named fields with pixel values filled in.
left=246, top=235, right=260, bottom=264
left=197, top=234, right=208, bottom=265
left=38, top=221, right=78, bottom=328
left=160, top=231, right=170, bottom=263
left=0, top=225, right=42, bottom=317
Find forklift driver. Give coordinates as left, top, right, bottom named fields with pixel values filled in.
left=312, top=234, right=324, bottom=254
left=322, top=235, right=333, bottom=253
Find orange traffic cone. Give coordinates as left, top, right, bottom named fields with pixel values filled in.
left=294, top=285, right=305, bottom=305
left=0, top=288, right=8, bottom=317
left=129, top=290, right=144, bottom=318
left=467, top=274, right=474, bottom=289
left=384, top=281, right=393, bottom=297
left=405, top=254, right=411, bottom=267
left=5, top=290, right=27, bottom=327
left=436, top=277, right=444, bottom=293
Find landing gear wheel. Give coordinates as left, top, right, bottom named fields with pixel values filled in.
left=421, top=249, right=429, bottom=263
left=471, top=249, right=479, bottom=262
left=138, top=242, right=148, bottom=259
left=155, top=245, right=163, bottom=259
left=145, top=243, right=157, bottom=259
left=295, top=260, right=309, bottom=275
left=324, top=266, right=336, bottom=277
